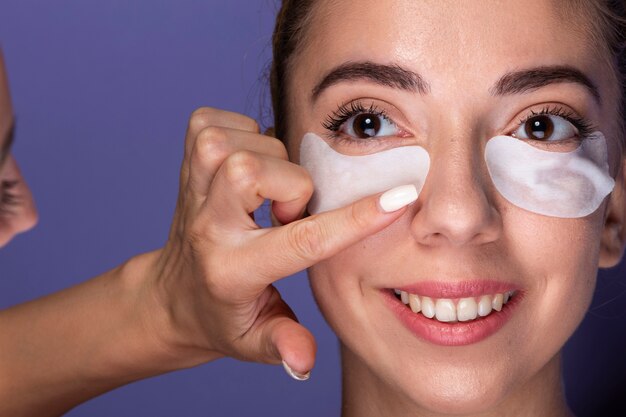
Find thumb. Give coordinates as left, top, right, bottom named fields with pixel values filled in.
left=270, top=317, right=316, bottom=380
left=249, top=293, right=316, bottom=379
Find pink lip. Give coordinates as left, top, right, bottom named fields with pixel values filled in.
left=382, top=286, right=522, bottom=346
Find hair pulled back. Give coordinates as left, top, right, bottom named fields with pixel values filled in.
left=270, top=0, right=316, bottom=142
left=270, top=0, right=626, bottom=146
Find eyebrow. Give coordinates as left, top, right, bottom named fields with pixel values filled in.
left=311, top=61, right=430, bottom=102
left=490, top=65, right=601, bottom=104
left=0, top=120, right=15, bottom=167
left=311, top=62, right=601, bottom=105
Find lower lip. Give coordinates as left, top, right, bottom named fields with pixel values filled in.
left=382, top=290, right=520, bottom=346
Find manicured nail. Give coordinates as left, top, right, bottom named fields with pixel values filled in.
left=282, top=360, right=310, bottom=381
left=379, top=184, right=418, bottom=213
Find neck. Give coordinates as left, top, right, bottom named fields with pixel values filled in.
left=340, top=343, right=574, bottom=417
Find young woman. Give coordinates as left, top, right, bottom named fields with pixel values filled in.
left=1, top=0, right=625, bottom=416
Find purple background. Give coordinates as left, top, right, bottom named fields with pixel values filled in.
left=0, top=1, right=624, bottom=415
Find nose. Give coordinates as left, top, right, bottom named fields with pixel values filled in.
left=411, top=137, right=501, bottom=247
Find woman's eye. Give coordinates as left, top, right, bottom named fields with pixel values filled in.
left=343, top=113, right=399, bottom=139
left=513, top=114, right=578, bottom=141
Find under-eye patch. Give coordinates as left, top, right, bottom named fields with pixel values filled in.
left=299, top=131, right=615, bottom=218
left=299, top=133, right=430, bottom=214
left=484, top=132, right=615, bottom=218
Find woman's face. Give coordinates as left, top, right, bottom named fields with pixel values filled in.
left=286, top=0, right=625, bottom=413
left=0, top=53, right=37, bottom=248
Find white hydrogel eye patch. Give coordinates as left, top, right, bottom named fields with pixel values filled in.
left=485, top=132, right=615, bottom=218
left=300, top=133, right=430, bottom=214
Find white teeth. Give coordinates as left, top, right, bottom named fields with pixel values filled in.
left=492, top=294, right=503, bottom=311
left=478, top=295, right=493, bottom=317
left=457, top=297, right=478, bottom=322
left=435, top=299, right=457, bottom=322
left=393, top=289, right=516, bottom=323
left=421, top=297, right=436, bottom=319
left=408, top=293, right=421, bottom=313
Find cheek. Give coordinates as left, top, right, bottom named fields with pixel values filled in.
left=307, top=225, right=401, bottom=316
left=501, top=207, right=601, bottom=351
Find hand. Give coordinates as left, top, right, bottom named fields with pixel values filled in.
left=150, top=107, right=412, bottom=377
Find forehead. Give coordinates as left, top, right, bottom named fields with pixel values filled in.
left=294, top=0, right=600, bottom=99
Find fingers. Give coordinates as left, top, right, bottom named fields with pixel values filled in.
left=202, top=151, right=313, bottom=229
left=179, top=107, right=266, bottom=193
left=186, top=127, right=288, bottom=201
left=183, top=107, right=260, bottom=168
left=271, top=318, right=316, bottom=378
left=241, top=288, right=316, bottom=374
left=246, top=188, right=414, bottom=286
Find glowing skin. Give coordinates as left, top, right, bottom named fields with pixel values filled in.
left=284, top=0, right=625, bottom=416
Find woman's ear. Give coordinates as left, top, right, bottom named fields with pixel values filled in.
left=599, top=157, right=626, bottom=268
left=0, top=155, right=38, bottom=248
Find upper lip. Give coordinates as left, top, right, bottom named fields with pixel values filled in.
left=391, top=280, right=519, bottom=298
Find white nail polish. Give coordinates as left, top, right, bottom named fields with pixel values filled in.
left=282, top=360, right=310, bottom=381
left=379, top=185, right=418, bottom=213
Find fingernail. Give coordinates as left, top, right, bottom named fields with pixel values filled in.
left=379, top=184, right=418, bottom=213
left=282, top=360, right=310, bottom=381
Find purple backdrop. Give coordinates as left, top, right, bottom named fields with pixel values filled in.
left=0, top=1, right=624, bottom=416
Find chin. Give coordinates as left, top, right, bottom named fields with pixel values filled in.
left=402, top=367, right=514, bottom=415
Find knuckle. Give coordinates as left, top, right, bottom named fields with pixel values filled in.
left=195, top=126, right=231, bottom=166
left=188, top=107, right=215, bottom=132
left=288, top=219, right=326, bottom=261
left=222, top=151, right=261, bottom=191
left=347, top=201, right=371, bottom=230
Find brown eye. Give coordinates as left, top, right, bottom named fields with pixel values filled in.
left=524, top=115, right=554, bottom=140
left=352, top=113, right=381, bottom=138
left=343, top=112, right=398, bottom=139
left=514, top=114, right=578, bottom=142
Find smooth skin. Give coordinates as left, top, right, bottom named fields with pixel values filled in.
left=281, top=1, right=626, bottom=416
left=0, top=57, right=405, bottom=415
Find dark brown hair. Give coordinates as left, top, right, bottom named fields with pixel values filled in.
left=270, top=0, right=316, bottom=142
left=270, top=0, right=626, bottom=148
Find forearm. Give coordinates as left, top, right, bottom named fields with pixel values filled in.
left=0, top=250, right=220, bottom=417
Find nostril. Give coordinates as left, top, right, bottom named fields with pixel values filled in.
left=411, top=200, right=502, bottom=247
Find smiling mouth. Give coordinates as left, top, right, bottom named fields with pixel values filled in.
left=392, top=289, right=517, bottom=323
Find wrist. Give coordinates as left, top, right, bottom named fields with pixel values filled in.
left=129, top=249, right=224, bottom=373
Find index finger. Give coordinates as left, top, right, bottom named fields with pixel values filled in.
left=180, top=107, right=260, bottom=188
left=243, top=185, right=418, bottom=286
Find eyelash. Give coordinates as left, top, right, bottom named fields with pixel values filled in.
left=516, top=105, right=595, bottom=140
left=0, top=180, right=20, bottom=215
left=321, top=101, right=596, bottom=141
left=323, top=101, right=392, bottom=134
